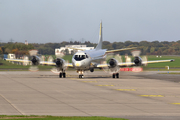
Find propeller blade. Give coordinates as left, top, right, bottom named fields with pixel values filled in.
left=102, top=53, right=121, bottom=74
left=131, top=50, right=141, bottom=57
left=47, top=56, right=54, bottom=65
left=22, top=55, right=29, bottom=66
left=56, top=52, right=64, bottom=58
left=29, top=50, right=38, bottom=56
left=29, top=66, right=39, bottom=72
left=125, top=54, right=132, bottom=66
left=142, top=56, right=148, bottom=66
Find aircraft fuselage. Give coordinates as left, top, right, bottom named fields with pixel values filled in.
left=72, top=49, right=107, bottom=70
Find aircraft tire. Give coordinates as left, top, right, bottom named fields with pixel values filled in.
left=79, top=75, right=84, bottom=79
left=63, top=73, right=66, bottom=78
left=116, top=73, right=119, bottom=78
left=59, top=73, right=62, bottom=78
left=112, top=74, right=115, bottom=78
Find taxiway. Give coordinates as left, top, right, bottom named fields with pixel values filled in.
left=0, top=71, right=180, bottom=120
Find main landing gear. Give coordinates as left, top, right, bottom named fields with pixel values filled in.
left=59, top=72, right=66, bottom=78
left=112, top=73, right=119, bottom=78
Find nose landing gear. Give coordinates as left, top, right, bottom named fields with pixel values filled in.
left=79, top=74, right=84, bottom=78
left=77, top=70, right=84, bottom=79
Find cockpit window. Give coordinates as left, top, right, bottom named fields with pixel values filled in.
left=74, top=55, right=87, bottom=61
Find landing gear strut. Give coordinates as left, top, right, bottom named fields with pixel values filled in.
left=59, top=72, right=66, bottom=78
left=112, top=73, right=119, bottom=78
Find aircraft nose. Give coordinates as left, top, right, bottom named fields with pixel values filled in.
left=75, top=62, right=81, bottom=67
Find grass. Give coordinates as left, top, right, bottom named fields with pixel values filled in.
left=0, top=59, right=54, bottom=70
left=0, top=115, right=127, bottom=120
left=144, top=55, right=179, bottom=68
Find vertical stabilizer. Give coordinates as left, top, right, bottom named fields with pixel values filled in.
left=95, top=21, right=102, bottom=50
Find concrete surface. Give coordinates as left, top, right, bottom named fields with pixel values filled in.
left=0, top=71, right=180, bottom=120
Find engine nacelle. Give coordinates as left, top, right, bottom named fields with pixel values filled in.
left=109, top=58, right=118, bottom=68
left=90, top=68, right=94, bottom=72
left=31, top=56, right=40, bottom=65
left=134, top=56, right=142, bottom=66
left=108, top=58, right=120, bottom=73
left=55, top=58, right=66, bottom=70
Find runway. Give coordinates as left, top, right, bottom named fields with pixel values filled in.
left=0, top=71, right=180, bottom=120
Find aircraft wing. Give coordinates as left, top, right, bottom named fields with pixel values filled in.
left=96, top=62, right=134, bottom=68
left=96, top=59, right=174, bottom=68
left=5, top=58, right=74, bottom=67
left=40, top=61, right=56, bottom=65
left=142, top=59, right=174, bottom=64
left=5, top=58, right=31, bottom=63
left=106, top=47, right=137, bottom=53
left=66, top=63, right=73, bottom=67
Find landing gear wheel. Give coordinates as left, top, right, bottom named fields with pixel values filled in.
left=79, top=75, right=84, bottom=79
left=112, top=73, right=119, bottom=78
left=116, top=73, right=119, bottom=78
left=112, top=74, right=115, bottom=78
left=59, top=73, right=62, bottom=78
left=63, top=73, right=66, bottom=78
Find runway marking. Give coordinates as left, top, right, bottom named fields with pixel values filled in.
left=96, top=85, right=114, bottom=86
left=171, top=103, right=180, bottom=105
left=140, top=95, right=164, bottom=97
left=116, top=89, right=136, bottom=91
left=0, top=94, right=24, bottom=115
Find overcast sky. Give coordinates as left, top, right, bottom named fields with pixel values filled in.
left=1, top=0, right=180, bottom=43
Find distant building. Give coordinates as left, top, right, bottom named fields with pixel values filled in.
left=25, top=40, right=28, bottom=45
left=55, top=45, right=94, bottom=55
left=8, top=54, right=16, bottom=59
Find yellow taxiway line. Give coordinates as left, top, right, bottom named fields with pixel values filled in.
left=140, top=95, right=164, bottom=97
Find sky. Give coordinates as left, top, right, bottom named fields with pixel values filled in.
left=1, top=0, right=180, bottom=43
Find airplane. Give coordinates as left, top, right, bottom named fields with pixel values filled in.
left=5, top=21, right=174, bottom=79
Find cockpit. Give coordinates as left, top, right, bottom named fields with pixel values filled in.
left=74, top=54, right=89, bottom=61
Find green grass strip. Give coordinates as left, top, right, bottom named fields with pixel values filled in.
left=0, top=115, right=127, bottom=120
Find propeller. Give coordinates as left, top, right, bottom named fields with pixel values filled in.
left=125, top=54, right=132, bottom=66
left=131, top=50, right=148, bottom=72
left=28, top=50, right=40, bottom=72
left=102, top=53, right=122, bottom=74
left=40, top=55, right=45, bottom=65
left=50, top=54, right=68, bottom=74
left=131, top=50, right=148, bottom=66
left=22, top=55, right=29, bottom=66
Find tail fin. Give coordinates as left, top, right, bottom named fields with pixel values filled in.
left=95, top=21, right=102, bottom=50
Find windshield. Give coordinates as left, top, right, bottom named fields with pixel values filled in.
left=74, top=55, right=86, bottom=61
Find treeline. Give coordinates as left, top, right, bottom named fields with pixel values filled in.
left=1, top=40, right=180, bottom=55
left=0, top=42, right=34, bottom=56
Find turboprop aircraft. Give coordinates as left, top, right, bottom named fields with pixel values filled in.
left=5, top=21, right=174, bottom=78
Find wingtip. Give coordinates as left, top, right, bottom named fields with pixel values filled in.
left=171, top=59, right=175, bottom=62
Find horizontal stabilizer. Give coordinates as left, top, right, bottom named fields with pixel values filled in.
left=106, top=47, right=137, bottom=53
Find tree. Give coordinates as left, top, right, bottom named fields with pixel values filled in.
left=0, top=47, right=3, bottom=54
left=5, top=48, right=11, bottom=54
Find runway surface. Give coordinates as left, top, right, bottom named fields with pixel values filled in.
left=0, top=71, right=180, bottom=120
